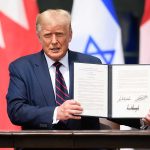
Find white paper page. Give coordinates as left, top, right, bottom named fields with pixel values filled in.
left=112, top=65, right=150, bottom=118
left=74, top=63, right=108, bottom=117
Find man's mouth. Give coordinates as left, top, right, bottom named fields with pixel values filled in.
left=51, top=48, right=60, bottom=52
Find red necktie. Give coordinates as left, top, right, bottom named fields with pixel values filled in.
left=53, top=62, right=70, bottom=105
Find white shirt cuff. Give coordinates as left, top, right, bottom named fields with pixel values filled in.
left=52, top=107, right=59, bottom=124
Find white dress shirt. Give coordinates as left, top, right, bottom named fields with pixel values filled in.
left=44, top=52, right=70, bottom=124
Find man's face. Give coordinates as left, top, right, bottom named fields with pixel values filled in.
left=38, top=23, right=72, bottom=61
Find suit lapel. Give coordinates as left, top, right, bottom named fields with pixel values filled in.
left=32, top=50, right=78, bottom=105
left=68, top=51, right=75, bottom=99
left=33, top=51, right=55, bottom=106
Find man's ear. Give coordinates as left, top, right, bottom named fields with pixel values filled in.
left=69, top=28, right=72, bottom=42
left=37, top=33, right=42, bottom=43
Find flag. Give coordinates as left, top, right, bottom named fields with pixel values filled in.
left=139, top=0, right=150, bottom=64
left=70, top=0, right=125, bottom=132
left=70, top=0, right=124, bottom=64
left=0, top=0, right=41, bottom=135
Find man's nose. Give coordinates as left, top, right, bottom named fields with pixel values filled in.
left=51, top=34, right=57, bottom=44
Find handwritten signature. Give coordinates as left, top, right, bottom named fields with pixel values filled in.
left=127, top=104, right=139, bottom=112
left=117, top=97, right=131, bottom=102
left=117, top=95, right=148, bottom=103
left=134, top=95, right=148, bottom=102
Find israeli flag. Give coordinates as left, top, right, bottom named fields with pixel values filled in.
left=70, top=0, right=124, bottom=64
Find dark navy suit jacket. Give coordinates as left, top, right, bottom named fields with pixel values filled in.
left=7, top=50, right=141, bottom=130
left=7, top=50, right=103, bottom=130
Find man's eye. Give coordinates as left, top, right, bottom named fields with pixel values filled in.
left=44, top=34, right=51, bottom=38
left=56, top=33, right=64, bottom=37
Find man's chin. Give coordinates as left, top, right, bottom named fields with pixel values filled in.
left=50, top=53, right=64, bottom=61
left=45, top=50, right=67, bottom=61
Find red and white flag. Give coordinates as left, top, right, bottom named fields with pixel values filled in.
left=139, top=0, right=150, bottom=64
left=0, top=0, right=41, bottom=136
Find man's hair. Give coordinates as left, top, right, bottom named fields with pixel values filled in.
left=36, top=9, right=72, bottom=33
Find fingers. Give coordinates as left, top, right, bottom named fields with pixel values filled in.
left=142, top=118, right=150, bottom=126
left=62, top=100, right=83, bottom=111
left=65, top=114, right=82, bottom=120
left=143, top=109, right=150, bottom=126
left=56, top=100, right=83, bottom=121
left=69, top=100, right=81, bottom=106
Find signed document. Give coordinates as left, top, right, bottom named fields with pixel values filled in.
left=74, top=63, right=108, bottom=117
left=74, top=63, right=150, bottom=118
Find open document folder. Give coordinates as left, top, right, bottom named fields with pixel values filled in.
left=74, top=63, right=150, bottom=118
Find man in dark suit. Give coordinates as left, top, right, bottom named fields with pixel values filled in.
left=7, top=9, right=150, bottom=132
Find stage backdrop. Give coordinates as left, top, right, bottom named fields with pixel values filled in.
left=0, top=1, right=124, bottom=150
left=0, top=0, right=41, bottom=137
left=139, top=0, right=150, bottom=63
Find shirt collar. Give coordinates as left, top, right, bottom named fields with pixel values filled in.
left=44, top=52, right=69, bottom=69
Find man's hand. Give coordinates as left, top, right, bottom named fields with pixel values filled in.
left=57, top=100, right=83, bottom=121
left=143, top=109, right=150, bottom=126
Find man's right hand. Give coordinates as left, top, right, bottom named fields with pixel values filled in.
left=57, top=100, right=83, bottom=121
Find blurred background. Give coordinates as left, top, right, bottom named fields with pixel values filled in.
left=0, top=0, right=149, bottom=133
left=37, top=0, right=145, bottom=64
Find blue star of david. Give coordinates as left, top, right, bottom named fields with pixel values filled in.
left=84, top=36, right=115, bottom=64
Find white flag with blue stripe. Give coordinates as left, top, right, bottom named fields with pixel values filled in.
left=70, top=0, right=124, bottom=64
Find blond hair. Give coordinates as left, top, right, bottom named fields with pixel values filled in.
left=36, top=9, right=71, bottom=33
